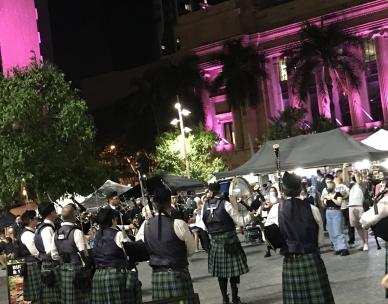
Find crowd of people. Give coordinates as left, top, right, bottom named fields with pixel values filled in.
left=0, top=164, right=387, bottom=304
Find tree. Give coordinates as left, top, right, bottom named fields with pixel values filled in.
left=155, top=127, right=226, bottom=181
left=0, top=61, right=105, bottom=207
left=130, top=54, right=204, bottom=137
left=265, top=107, right=336, bottom=140
left=211, top=39, right=266, bottom=155
left=285, top=21, right=363, bottom=125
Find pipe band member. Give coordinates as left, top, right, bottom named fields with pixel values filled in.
left=266, top=172, right=335, bottom=304
left=51, top=204, right=90, bottom=304
left=20, top=210, right=41, bottom=303
left=35, top=202, right=61, bottom=304
left=91, top=208, right=142, bottom=304
left=137, top=187, right=196, bottom=302
left=202, top=182, right=251, bottom=304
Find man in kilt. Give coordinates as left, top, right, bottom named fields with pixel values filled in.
left=266, top=172, right=335, bottom=304
left=51, top=204, right=91, bottom=304
left=20, top=210, right=42, bottom=303
left=137, top=187, right=196, bottom=302
left=35, top=202, right=61, bottom=304
left=202, top=182, right=252, bottom=304
left=91, top=208, right=142, bottom=304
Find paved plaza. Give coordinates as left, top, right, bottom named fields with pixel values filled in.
left=1, top=235, right=387, bottom=304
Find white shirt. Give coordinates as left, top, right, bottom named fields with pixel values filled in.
left=51, top=222, right=87, bottom=260
left=40, top=219, right=56, bottom=254
left=20, top=227, right=39, bottom=257
left=136, top=215, right=196, bottom=257
left=265, top=202, right=324, bottom=247
left=349, top=183, right=364, bottom=206
left=336, top=184, right=349, bottom=209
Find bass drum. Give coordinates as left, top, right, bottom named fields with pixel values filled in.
left=371, top=217, right=388, bottom=242
left=228, top=177, right=254, bottom=207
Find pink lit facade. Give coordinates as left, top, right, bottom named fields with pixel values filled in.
left=0, top=0, right=42, bottom=74
left=178, top=0, right=388, bottom=154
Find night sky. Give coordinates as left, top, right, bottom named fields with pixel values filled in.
left=48, top=0, right=161, bottom=84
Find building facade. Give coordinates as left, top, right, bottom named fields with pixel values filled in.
left=0, top=0, right=51, bottom=74
left=176, top=0, right=388, bottom=166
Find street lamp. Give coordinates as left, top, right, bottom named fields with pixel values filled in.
left=170, top=96, right=191, bottom=178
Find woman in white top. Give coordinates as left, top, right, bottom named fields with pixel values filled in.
left=349, top=173, right=368, bottom=251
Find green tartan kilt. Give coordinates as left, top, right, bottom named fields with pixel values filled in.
left=282, top=253, right=335, bottom=304
left=23, top=261, right=42, bottom=302
left=41, top=261, right=61, bottom=304
left=60, top=264, right=90, bottom=304
left=208, top=231, right=249, bottom=278
left=91, top=268, right=142, bottom=304
left=151, top=269, right=194, bottom=303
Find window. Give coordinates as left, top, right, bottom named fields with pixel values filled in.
left=215, top=101, right=231, bottom=115
left=223, top=121, right=235, bottom=145
left=280, top=81, right=289, bottom=108
left=366, top=61, right=383, bottom=121
left=364, top=40, right=376, bottom=62
left=309, top=81, right=319, bottom=122
left=279, top=58, right=288, bottom=81
left=339, top=93, right=351, bottom=126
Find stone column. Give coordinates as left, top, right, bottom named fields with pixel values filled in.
left=264, top=57, right=284, bottom=118
left=375, top=35, right=388, bottom=125
left=315, top=69, right=331, bottom=119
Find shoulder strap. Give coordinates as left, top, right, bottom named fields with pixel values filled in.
left=36, top=223, right=54, bottom=235
left=55, top=225, right=80, bottom=241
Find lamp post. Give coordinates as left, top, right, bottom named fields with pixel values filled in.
left=170, top=96, right=191, bottom=178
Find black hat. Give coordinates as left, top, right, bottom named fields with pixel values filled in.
left=96, top=208, right=117, bottom=227
left=153, top=187, right=172, bottom=207
left=282, top=172, right=302, bottom=197
left=106, top=191, right=118, bottom=200
left=38, top=202, right=55, bottom=218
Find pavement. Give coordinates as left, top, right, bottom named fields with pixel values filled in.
left=138, top=236, right=388, bottom=304
left=0, top=235, right=386, bottom=304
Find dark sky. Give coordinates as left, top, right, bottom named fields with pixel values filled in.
left=48, top=0, right=162, bottom=84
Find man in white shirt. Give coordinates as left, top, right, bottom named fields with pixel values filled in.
left=136, top=187, right=196, bottom=302
left=20, top=210, right=41, bottom=303
left=35, top=202, right=61, bottom=303
left=51, top=204, right=90, bottom=304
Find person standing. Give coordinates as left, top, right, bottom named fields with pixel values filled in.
left=137, top=187, right=196, bottom=302
left=323, top=181, right=349, bottom=256
left=13, top=216, right=24, bottom=241
left=35, top=202, right=61, bottom=304
left=202, top=182, right=251, bottom=304
left=334, top=171, right=354, bottom=247
left=348, top=173, right=369, bottom=251
left=51, top=205, right=90, bottom=304
left=266, top=172, right=334, bottom=304
left=20, top=210, right=41, bottom=303
left=91, top=208, right=142, bottom=304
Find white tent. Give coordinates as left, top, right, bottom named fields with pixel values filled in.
left=361, top=129, right=388, bottom=151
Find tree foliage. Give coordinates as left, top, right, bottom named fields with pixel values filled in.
left=285, top=21, right=363, bottom=125
left=155, top=127, right=225, bottom=181
left=265, top=107, right=336, bottom=140
left=0, top=61, right=106, bottom=206
left=211, top=39, right=266, bottom=153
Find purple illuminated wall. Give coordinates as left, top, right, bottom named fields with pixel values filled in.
left=196, top=0, right=388, bottom=151
left=0, top=0, right=41, bottom=73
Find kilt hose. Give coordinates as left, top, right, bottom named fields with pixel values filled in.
left=59, top=264, right=90, bottom=304
left=41, top=261, right=61, bottom=304
left=91, top=268, right=142, bottom=304
left=24, top=261, right=42, bottom=303
left=151, top=269, right=194, bottom=303
left=208, top=231, right=249, bottom=278
left=282, top=253, right=335, bottom=304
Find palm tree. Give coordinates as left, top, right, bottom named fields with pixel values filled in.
left=129, top=54, right=205, bottom=136
left=211, top=39, right=266, bottom=155
left=285, top=21, right=363, bottom=126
